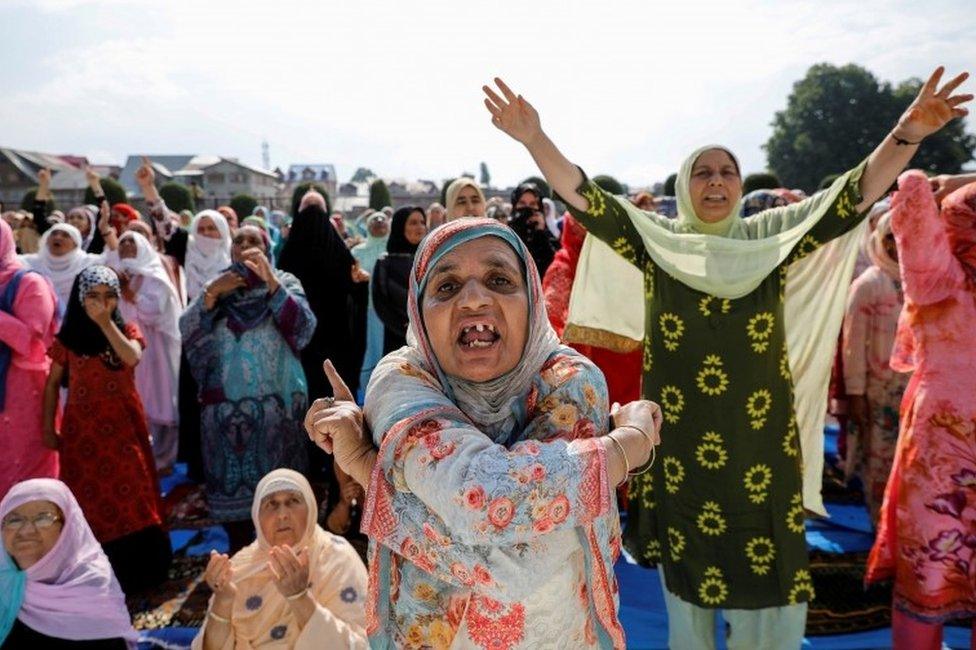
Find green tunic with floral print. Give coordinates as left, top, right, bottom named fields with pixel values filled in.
left=566, top=164, right=868, bottom=609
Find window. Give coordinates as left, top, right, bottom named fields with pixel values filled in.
left=206, top=173, right=225, bottom=184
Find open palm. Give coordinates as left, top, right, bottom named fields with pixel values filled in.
left=898, top=66, right=972, bottom=141
left=483, top=77, right=542, bottom=145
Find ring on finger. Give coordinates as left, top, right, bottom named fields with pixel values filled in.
left=322, top=396, right=335, bottom=408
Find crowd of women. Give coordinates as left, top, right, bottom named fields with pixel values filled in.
left=0, top=65, right=973, bottom=649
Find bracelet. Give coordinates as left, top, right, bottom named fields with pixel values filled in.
left=617, top=424, right=656, bottom=448
left=891, top=132, right=921, bottom=146
left=286, top=587, right=309, bottom=601
left=629, top=446, right=656, bottom=476
left=606, top=434, right=630, bottom=480
left=207, top=610, right=231, bottom=624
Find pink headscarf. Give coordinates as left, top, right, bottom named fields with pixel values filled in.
left=0, top=479, right=137, bottom=647
left=941, top=181, right=976, bottom=285
left=0, top=219, right=25, bottom=287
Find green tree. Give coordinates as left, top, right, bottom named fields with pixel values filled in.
left=351, top=167, right=376, bottom=183
left=663, top=173, right=677, bottom=196
left=369, top=179, right=392, bottom=211
left=592, top=174, right=624, bottom=195
left=764, top=63, right=976, bottom=193
left=479, top=162, right=491, bottom=187
left=85, top=177, right=127, bottom=205
left=290, top=182, right=332, bottom=216
left=158, top=182, right=195, bottom=213
left=20, top=189, right=56, bottom=215
left=742, top=172, right=782, bottom=194
left=229, top=194, right=258, bottom=219
left=519, top=176, right=551, bottom=199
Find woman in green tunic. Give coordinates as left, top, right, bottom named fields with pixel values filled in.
left=482, top=68, right=971, bottom=649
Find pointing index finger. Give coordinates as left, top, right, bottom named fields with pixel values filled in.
left=323, top=359, right=355, bottom=402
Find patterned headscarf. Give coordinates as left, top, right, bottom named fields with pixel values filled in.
left=404, top=217, right=560, bottom=440
left=77, top=265, right=120, bottom=305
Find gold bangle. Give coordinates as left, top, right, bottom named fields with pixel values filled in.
left=617, top=424, right=656, bottom=448
left=606, top=434, right=630, bottom=480
left=208, top=610, right=231, bottom=625
left=629, top=446, right=656, bottom=476
left=286, top=587, right=309, bottom=601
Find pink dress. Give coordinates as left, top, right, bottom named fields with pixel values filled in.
left=842, top=265, right=909, bottom=522
left=866, top=172, right=976, bottom=622
left=0, top=262, right=60, bottom=498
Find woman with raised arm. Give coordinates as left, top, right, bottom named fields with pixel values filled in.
left=306, top=217, right=661, bottom=648
left=483, top=68, right=970, bottom=649
left=865, top=173, right=976, bottom=649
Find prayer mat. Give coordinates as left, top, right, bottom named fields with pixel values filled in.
left=128, top=555, right=211, bottom=630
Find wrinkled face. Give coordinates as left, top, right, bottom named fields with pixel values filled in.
left=368, top=217, right=390, bottom=238
left=231, top=226, right=266, bottom=263
left=515, top=190, right=542, bottom=212
left=66, top=209, right=91, bottom=236
left=2, top=500, right=64, bottom=570
left=84, top=282, right=119, bottom=313
left=46, top=230, right=77, bottom=256
left=118, top=236, right=138, bottom=259
left=404, top=211, right=428, bottom=246
left=258, top=490, right=308, bottom=548
left=688, top=148, right=742, bottom=223
left=196, top=216, right=221, bottom=239
left=450, top=187, right=485, bottom=219
left=422, top=237, right=529, bottom=383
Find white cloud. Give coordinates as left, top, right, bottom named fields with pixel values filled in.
left=0, top=0, right=973, bottom=186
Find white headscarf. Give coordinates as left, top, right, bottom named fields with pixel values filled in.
left=20, top=223, right=103, bottom=308
left=185, top=210, right=231, bottom=300
left=113, top=231, right=183, bottom=343
left=66, top=206, right=98, bottom=251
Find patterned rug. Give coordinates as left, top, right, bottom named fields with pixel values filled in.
left=128, top=555, right=210, bottom=630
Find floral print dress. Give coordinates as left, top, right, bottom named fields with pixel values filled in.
left=866, top=172, right=976, bottom=622
left=842, top=265, right=909, bottom=523
left=566, top=166, right=868, bottom=609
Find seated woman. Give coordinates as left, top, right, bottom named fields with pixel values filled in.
left=0, top=478, right=138, bottom=649
left=194, top=469, right=368, bottom=650
left=306, top=217, right=660, bottom=648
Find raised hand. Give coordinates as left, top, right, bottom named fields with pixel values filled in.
left=204, top=551, right=237, bottom=601
left=896, top=67, right=972, bottom=142
left=84, top=165, right=102, bottom=192
left=83, top=295, right=114, bottom=329
left=36, top=168, right=52, bottom=201
left=304, top=360, right=362, bottom=454
left=240, top=248, right=279, bottom=293
left=483, top=77, right=543, bottom=145
left=135, top=156, right=155, bottom=187
left=268, top=546, right=310, bottom=599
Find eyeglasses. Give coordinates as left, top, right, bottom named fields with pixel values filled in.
left=1, top=512, right=62, bottom=532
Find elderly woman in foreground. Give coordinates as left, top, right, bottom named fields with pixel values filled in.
left=0, top=478, right=137, bottom=649
left=307, top=217, right=660, bottom=649
left=194, top=469, right=368, bottom=649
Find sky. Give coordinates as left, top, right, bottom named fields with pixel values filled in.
left=1, top=0, right=974, bottom=188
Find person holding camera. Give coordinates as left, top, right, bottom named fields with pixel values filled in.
left=508, top=182, right=560, bottom=275
left=179, top=224, right=317, bottom=552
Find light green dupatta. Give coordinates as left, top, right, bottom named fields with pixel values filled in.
left=566, top=146, right=868, bottom=515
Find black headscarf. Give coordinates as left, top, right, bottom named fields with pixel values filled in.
left=57, top=268, right=127, bottom=361
left=387, top=207, right=425, bottom=255
left=276, top=203, right=359, bottom=397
